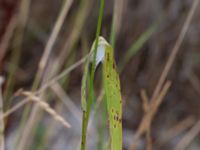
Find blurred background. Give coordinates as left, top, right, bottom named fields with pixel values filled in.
left=0, top=0, right=200, bottom=149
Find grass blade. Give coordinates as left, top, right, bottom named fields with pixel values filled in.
left=81, top=37, right=122, bottom=150
left=80, top=0, right=104, bottom=149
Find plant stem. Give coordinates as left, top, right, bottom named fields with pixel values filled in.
left=81, top=0, right=104, bottom=149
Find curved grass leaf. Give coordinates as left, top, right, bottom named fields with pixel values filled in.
left=81, top=37, right=122, bottom=150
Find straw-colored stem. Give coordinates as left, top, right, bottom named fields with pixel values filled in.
left=151, top=0, right=199, bottom=101
left=0, top=54, right=88, bottom=121
left=0, top=15, right=17, bottom=63
left=4, top=0, right=31, bottom=105
left=0, top=77, right=5, bottom=150
left=22, top=92, right=71, bottom=128
left=17, top=1, right=74, bottom=149
left=175, top=120, right=200, bottom=150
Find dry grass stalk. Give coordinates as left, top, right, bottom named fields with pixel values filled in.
left=58, top=0, right=91, bottom=68
left=16, top=52, right=89, bottom=150
left=0, top=91, right=71, bottom=129
left=17, top=94, right=61, bottom=150
left=0, top=99, right=29, bottom=120
left=19, top=0, right=87, bottom=144
left=50, top=82, right=81, bottom=123
left=0, top=55, right=89, bottom=121
left=157, top=116, right=195, bottom=145
left=131, top=81, right=171, bottom=150
left=140, top=89, right=151, bottom=150
left=39, top=99, right=64, bottom=149
left=113, top=0, right=125, bottom=34
left=131, top=2, right=200, bottom=149
left=175, top=120, right=200, bottom=150
left=38, top=0, right=73, bottom=74
left=22, top=91, right=71, bottom=128
left=3, top=0, right=31, bottom=102
left=189, top=72, right=200, bottom=97
left=0, top=77, right=5, bottom=150
left=39, top=53, right=90, bottom=93
left=140, top=89, right=149, bottom=113
left=110, top=0, right=126, bottom=46
left=151, top=0, right=199, bottom=102
left=0, top=15, right=17, bottom=63
left=17, top=55, right=88, bottom=150
left=19, top=0, right=74, bottom=145
left=146, top=129, right=152, bottom=150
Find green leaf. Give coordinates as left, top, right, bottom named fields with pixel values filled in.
left=102, top=39, right=122, bottom=150
left=81, top=37, right=122, bottom=150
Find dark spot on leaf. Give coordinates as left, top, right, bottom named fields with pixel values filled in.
left=113, top=62, right=116, bottom=69
left=107, top=53, right=110, bottom=62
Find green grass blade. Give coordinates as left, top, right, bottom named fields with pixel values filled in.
left=81, top=36, right=122, bottom=150
left=103, top=41, right=122, bottom=150
left=119, top=22, right=158, bottom=72
left=80, top=0, right=104, bottom=149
